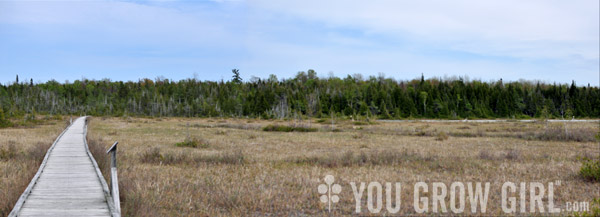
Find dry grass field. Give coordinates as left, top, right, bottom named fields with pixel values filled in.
left=0, top=119, right=65, bottom=216
left=1, top=117, right=598, bottom=216
left=81, top=117, right=599, bottom=216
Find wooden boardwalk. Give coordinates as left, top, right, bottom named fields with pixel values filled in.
left=10, top=117, right=118, bottom=217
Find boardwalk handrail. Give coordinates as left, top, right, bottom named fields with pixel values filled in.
left=8, top=118, right=74, bottom=217
left=106, top=142, right=121, bottom=215
left=83, top=117, right=120, bottom=217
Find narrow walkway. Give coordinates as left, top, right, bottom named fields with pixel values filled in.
left=11, top=117, right=114, bottom=216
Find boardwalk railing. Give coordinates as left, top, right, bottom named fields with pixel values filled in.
left=83, top=118, right=121, bottom=217
left=107, top=142, right=121, bottom=214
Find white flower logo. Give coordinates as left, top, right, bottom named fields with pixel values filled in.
left=318, top=175, right=341, bottom=212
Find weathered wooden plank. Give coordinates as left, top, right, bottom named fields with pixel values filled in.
left=28, top=190, right=105, bottom=194
left=19, top=208, right=111, bottom=216
left=26, top=195, right=107, bottom=200
left=10, top=117, right=117, bottom=217
left=36, top=176, right=99, bottom=180
left=23, top=201, right=109, bottom=208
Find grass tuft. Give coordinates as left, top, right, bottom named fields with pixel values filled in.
left=26, top=142, right=51, bottom=162
left=478, top=150, right=495, bottom=160
left=193, top=150, right=246, bottom=165
left=504, top=149, right=521, bottom=160
left=478, top=149, right=521, bottom=161
left=351, top=133, right=365, bottom=139
left=289, top=150, right=433, bottom=168
left=140, top=147, right=245, bottom=165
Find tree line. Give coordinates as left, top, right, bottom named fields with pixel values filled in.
left=0, top=71, right=598, bottom=122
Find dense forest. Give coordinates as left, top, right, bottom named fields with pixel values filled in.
left=0, top=71, right=599, bottom=123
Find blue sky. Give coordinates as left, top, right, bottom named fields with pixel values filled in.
left=0, top=0, right=598, bottom=86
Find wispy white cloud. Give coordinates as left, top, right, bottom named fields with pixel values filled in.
left=0, top=1, right=238, bottom=47
left=241, top=0, right=598, bottom=85
left=249, top=0, right=599, bottom=60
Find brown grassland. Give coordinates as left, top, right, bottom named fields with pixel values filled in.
left=0, top=119, right=65, bottom=216
left=88, top=117, right=599, bottom=216
left=1, top=117, right=599, bottom=216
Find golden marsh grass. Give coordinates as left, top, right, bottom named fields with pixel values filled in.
left=83, top=117, right=599, bottom=216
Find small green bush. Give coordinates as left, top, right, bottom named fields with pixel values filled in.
left=263, top=124, right=291, bottom=132
left=263, top=124, right=317, bottom=132
left=175, top=140, right=198, bottom=148
left=580, top=159, right=600, bottom=182
left=175, top=138, right=209, bottom=148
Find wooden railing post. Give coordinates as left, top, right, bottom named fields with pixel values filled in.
left=106, top=142, right=121, bottom=215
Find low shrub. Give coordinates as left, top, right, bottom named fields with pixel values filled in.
left=414, top=131, right=428, bottom=136
left=139, top=147, right=163, bottom=164
left=0, top=142, right=17, bottom=160
left=435, top=131, right=449, bottom=141
left=175, top=138, right=209, bottom=148
left=580, top=159, right=600, bottom=182
left=175, top=140, right=197, bottom=148
left=263, top=124, right=317, bottom=132
left=326, top=127, right=343, bottom=132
